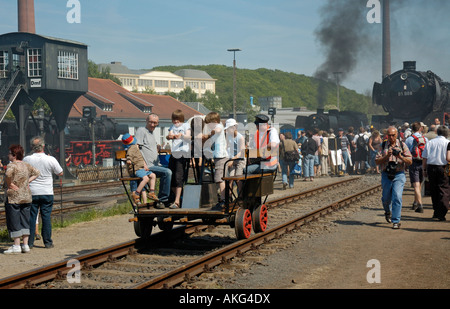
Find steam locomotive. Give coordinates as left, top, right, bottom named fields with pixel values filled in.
left=372, top=61, right=450, bottom=126
left=0, top=116, right=128, bottom=166
left=294, top=109, right=369, bottom=132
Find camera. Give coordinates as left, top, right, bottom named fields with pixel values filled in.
left=385, top=161, right=398, bottom=180
left=392, top=148, right=401, bottom=156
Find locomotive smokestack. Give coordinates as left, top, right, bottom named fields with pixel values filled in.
left=18, top=0, right=36, bottom=33
left=382, top=0, right=391, bottom=78
left=403, top=61, right=416, bottom=71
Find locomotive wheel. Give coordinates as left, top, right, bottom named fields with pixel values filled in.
left=134, top=218, right=153, bottom=240
left=252, top=204, right=268, bottom=233
left=235, top=207, right=252, bottom=239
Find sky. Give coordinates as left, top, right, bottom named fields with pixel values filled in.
left=1, top=0, right=450, bottom=95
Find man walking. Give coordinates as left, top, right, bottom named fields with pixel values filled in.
left=375, top=126, right=412, bottom=229
left=405, top=122, right=427, bottom=213
left=24, top=136, right=63, bottom=248
left=422, top=126, right=449, bottom=221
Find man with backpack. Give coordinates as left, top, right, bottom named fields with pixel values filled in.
left=353, top=127, right=369, bottom=174
left=405, top=122, right=428, bottom=213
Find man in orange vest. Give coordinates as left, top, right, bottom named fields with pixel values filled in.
left=246, top=114, right=280, bottom=174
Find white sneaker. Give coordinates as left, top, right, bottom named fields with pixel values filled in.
left=4, top=245, right=21, bottom=254
left=21, top=245, right=30, bottom=253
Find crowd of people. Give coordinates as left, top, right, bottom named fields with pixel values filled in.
left=2, top=112, right=448, bottom=254
left=279, top=117, right=449, bottom=229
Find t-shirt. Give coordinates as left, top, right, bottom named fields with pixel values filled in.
left=135, top=126, right=159, bottom=167
left=168, top=122, right=190, bottom=154
left=204, top=123, right=228, bottom=159
left=23, top=153, right=62, bottom=196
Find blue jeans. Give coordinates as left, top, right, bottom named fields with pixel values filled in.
left=381, top=171, right=406, bottom=223
left=303, top=154, right=315, bottom=178
left=340, top=150, right=350, bottom=171
left=281, top=160, right=297, bottom=187
left=149, top=165, right=172, bottom=203
left=244, top=163, right=277, bottom=175
left=29, top=195, right=54, bottom=248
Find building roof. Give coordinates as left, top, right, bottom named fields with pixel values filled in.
left=132, top=92, right=202, bottom=120
left=98, top=62, right=215, bottom=81
left=174, top=69, right=215, bottom=80
left=69, top=78, right=203, bottom=120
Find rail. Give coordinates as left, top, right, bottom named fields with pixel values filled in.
left=0, top=178, right=378, bottom=289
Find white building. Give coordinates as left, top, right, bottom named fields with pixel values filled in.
left=98, top=62, right=216, bottom=98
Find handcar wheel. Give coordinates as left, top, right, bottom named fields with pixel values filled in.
left=252, top=204, right=268, bottom=233
left=235, top=208, right=252, bottom=239
left=157, top=217, right=174, bottom=232
left=134, top=218, right=153, bottom=240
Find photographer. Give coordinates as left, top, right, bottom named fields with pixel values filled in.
left=375, top=126, right=412, bottom=229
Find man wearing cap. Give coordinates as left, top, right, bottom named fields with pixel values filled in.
left=246, top=114, right=280, bottom=174
left=135, top=113, right=174, bottom=209
left=225, top=118, right=246, bottom=177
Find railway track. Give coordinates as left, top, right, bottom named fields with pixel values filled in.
left=0, top=176, right=381, bottom=289
left=0, top=181, right=126, bottom=226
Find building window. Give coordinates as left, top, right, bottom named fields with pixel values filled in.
left=0, top=51, right=8, bottom=78
left=121, top=78, right=136, bottom=87
left=186, top=81, right=199, bottom=89
left=138, top=79, right=153, bottom=88
left=154, top=80, right=169, bottom=88
left=171, top=81, right=184, bottom=88
left=58, top=51, right=79, bottom=80
left=27, top=49, right=42, bottom=77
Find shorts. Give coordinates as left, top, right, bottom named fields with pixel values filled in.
left=409, top=160, right=423, bottom=184
left=214, top=157, right=228, bottom=183
left=5, top=203, right=31, bottom=238
left=135, top=169, right=153, bottom=179
left=314, top=155, right=320, bottom=166
left=168, top=157, right=187, bottom=188
left=228, top=159, right=246, bottom=177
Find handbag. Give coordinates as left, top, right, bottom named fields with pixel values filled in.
left=285, top=150, right=300, bottom=162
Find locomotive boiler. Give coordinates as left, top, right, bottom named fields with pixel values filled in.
left=372, top=61, right=450, bottom=126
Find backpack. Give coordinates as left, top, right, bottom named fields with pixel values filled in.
left=411, top=135, right=426, bottom=160
left=356, top=134, right=367, bottom=150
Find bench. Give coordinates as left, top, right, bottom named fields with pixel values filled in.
left=222, top=173, right=275, bottom=182
left=115, top=150, right=140, bottom=182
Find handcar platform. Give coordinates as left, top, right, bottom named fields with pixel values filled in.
left=117, top=150, right=275, bottom=240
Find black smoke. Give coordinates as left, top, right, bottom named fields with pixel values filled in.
left=314, top=0, right=373, bottom=89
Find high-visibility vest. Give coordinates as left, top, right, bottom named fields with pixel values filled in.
left=255, top=128, right=278, bottom=168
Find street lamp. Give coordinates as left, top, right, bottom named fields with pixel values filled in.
left=227, top=48, right=241, bottom=119
left=333, top=72, right=342, bottom=110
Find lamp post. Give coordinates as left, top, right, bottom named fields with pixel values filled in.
left=227, top=48, right=241, bottom=119
left=333, top=72, right=342, bottom=110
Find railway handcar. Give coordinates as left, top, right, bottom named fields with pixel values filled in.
left=117, top=149, right=275, bottom=240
